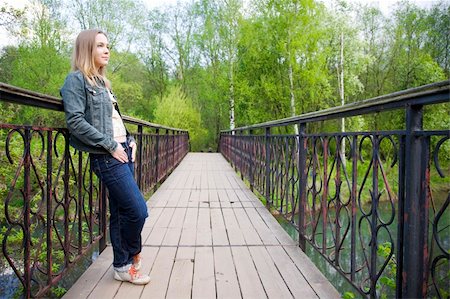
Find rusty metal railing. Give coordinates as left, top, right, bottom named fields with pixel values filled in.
left=219, top=80, right=449, bottom=298
left=0, top=82, right=189, bottom=298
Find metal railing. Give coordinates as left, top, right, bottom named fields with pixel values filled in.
left=0, top=82, right=189, bottom=298
left=219, top=81, right=449, bottom=298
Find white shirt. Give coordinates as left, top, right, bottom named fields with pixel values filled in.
left=108, top=89, right=127, bottom=143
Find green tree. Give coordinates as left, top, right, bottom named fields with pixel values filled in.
left=371, top=2, right=445, bottom=131
left=190, top=0, right=229, bottom=148
left=10, top=45, right=69, bottom=96
left=69, top=0, right=144, bottom=50
left=424, top=2, right=450, bottom=78
left=137, top=8, right=170, bottom=102
left=236, top=0, right=332, bottom=131
left=0, top=0, right=448, bottom=150
left=357, top=4, right=389, bottom=98
left=153, top=86, right=207, bottom=151
left=388, top=2, right=444, bottom=90
left=218, top=0, right=242, bottom=130
left=0, top=4, right=24, bottom=27
left=4, top=0, right=70, bottom=126
left=324, top=0, right=368, bottom=136
left=7, top=0, right=70, bottom=92
left=162, top=2, right=197, bottom=90
left=0, top=46, right=18, bottom=83
left=107, top=50, right=154, bottom=120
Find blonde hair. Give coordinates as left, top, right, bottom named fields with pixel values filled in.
left=72, top=29, right=110, bottom=87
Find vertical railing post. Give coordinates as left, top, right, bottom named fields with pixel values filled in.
left=224, top=132, right=226, bottom=156
left=249, top=129, right=254, bottom=191
left=396, top=135, right=406, bottom=298
left=165, top=129, right=169, bottom=178
left=350, top=135, right=358, bottom=282
left=226, top=132, right=230, bottom=163
left=168, top=130, right=171, bottom=171
left=63, top=133, right=70, bottom=267
left=230, top=132, right=232, bottom=161
left=177, top=131, right=181, bottom=160
left=234, top=130, right=239, bottom=173
left=23, top=128, right=31, bottom=299
left=231, top=131, right=235, bottom=168
left=321, top=138, right=328, bottom=255
left=223, top=132, right=226, bottom=156
left=402, top=104, right=429, bottom=298
left=99, top=182, right=107, bottom=252
left=77, top=152, right=83, bottom=255
left=227, top=132, right=230, bottom=160
left=46, top=131, right=53, bottom=286
left=265, top=127, right=271, bottom=208
left=172, top=130, right=175, bottom=170
left=226, top=132, right=229, bottom=160
left=369, top=136, right=380, bottom=298
left=334, top=136, right=342, bottom=268
left=297, top=123, right=308, bottom=251
left=188, top=132, right=191, bottom=153
left=298, top=123, right=307, bottom=251
left=154, top=128, right=160, bottom=189
left=137, top=125, right=143, bottom=190
left=175, top=131, right=179, bottom=164
left=89, top=159, right=94, bottom=243
left=240, top=130, right=244, bottom=179
left=228, top=132, right=232, bottom=162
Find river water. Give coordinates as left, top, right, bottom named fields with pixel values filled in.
left=274, top=191, right=449, bottom=298
left=0, top=243, right=99, bottom=299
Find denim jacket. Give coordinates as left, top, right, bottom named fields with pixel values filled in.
left=60, top=70, right=135, bottom=154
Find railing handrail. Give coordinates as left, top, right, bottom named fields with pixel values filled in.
left=0, top=81, right=190, bottom=298
left=0, top=82, right=188, bottom=133
left=122, top=115, right=187, bottom=132
left=222, top=80, right=449, bottom=132
left=219, top=81, right=449, bottom=298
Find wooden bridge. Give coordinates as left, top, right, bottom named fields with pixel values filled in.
left=63, top=153, right=339, bottom=299
left=2, top=81, right=448, bottom=298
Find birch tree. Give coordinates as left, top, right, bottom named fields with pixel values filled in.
left=218, top=0, right=242, bottom=131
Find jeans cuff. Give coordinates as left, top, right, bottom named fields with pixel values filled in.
left=114, top=263, right=132, bottom=272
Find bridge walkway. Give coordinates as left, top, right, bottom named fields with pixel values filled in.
left=63, top=153, right=339, bottom=299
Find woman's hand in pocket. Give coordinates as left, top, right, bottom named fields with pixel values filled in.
left=111, top=145, right=128, bottom=163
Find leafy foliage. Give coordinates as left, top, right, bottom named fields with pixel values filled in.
left=0, top=1, right=449, bottom=298
left=153, top=86, right=207, bottom=151
left=0, top=0, right=448, bottom=148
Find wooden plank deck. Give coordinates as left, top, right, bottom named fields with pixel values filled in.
left=63, top=153, right=339, bottom=299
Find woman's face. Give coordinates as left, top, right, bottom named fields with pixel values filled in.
left=93, top=33, right=109, bottom=69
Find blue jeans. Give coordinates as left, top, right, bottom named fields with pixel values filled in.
left=90, top=142, right=148, bottom=268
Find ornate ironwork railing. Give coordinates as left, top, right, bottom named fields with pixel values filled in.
left=0, top=82, right=189, bottom=298
left=220, top=81, right=449, bottom=298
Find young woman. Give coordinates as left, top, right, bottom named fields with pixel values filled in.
left=60, top=29, right=150, bottom=285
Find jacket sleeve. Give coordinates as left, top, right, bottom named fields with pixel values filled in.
left=60, top=72, right=118, bottom=153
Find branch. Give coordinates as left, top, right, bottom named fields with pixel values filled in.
left=0, top=6, right=25, bottom=27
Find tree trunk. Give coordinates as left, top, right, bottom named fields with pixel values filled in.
left=229, top=60, right=235, bottom=132
left=338, top=32, right=346, bottom=165
left=287, top=29, right=298, bottom=136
